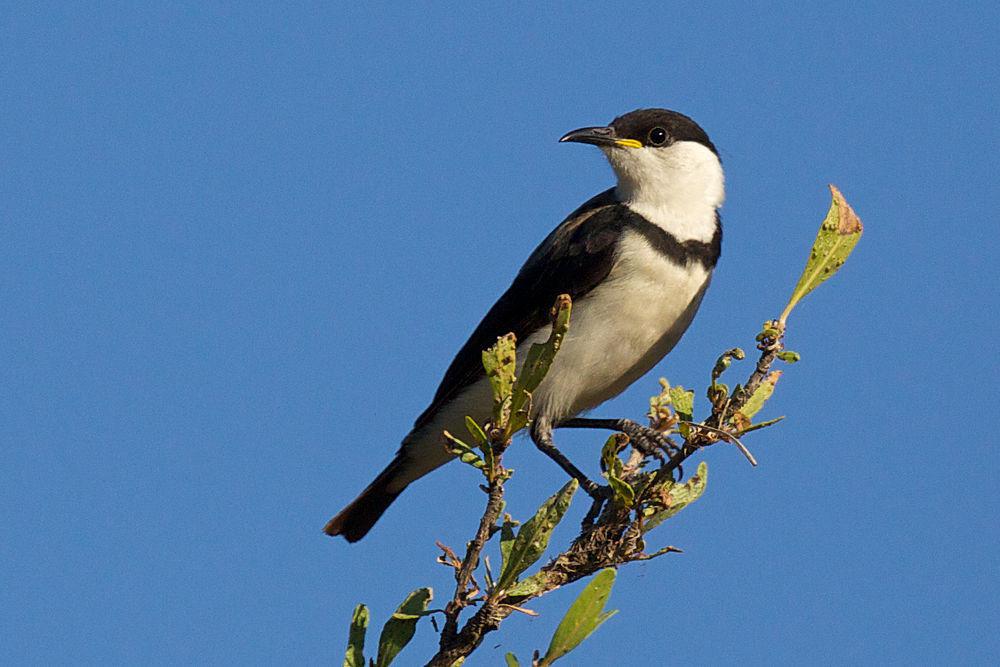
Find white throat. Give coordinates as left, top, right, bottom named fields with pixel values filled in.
left=604, top=140, right=724, bottom=243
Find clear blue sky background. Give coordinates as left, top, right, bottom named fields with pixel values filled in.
left=2, top=3, right=997, bottom=665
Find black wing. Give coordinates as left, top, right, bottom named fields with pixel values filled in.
left=413, top=188, right=630, bottom=430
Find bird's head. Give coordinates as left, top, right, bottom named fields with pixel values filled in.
left=560, top=108, right=724, bottom=216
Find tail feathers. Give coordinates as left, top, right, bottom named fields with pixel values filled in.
left=324, top=457, right=407, bottom=542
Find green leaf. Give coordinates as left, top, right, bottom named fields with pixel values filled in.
left=669, top=385, right=695, bottom=422
left=644, top=461, right=709, bottom=532
left=499, top=513, right=518, bottom=576
left=483, top=333, right=517, bottom=427
left=343, top=603, right=368, bottom=667
left=737, top=415, right=785, bottom=434
left=600, top=434, right=634, bottom=507
left=606, top=466, right=634, bottom=507
left=375, top=588, right=432, bottom=667
left=496, top=479, right=578, bottom=591
left=505, top=571, right=548, bottom=597
left=508, top=295, right=572, bottom=436
left=777, top=350, right=801, bottom=363
left=711, top=347, right=745, bottom=385
left=464, top=416, right=495, bottom=478
left=737, top=371, right=782, bottom=420
left=464, top=415, right=488, bottom=446
left=516, top=295, right=571, bottom=395
left=779, top=185, right=863, bottom=325
left=707, top=381, right=729, bottom=407
left=539, top=568, right=618, bottom=666
left=505, top=653, right=521, bottom=667
left=443, top=431, right=486, bottom=471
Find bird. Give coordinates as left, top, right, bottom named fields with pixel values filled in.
left=325, top=108, right=724, bottom=542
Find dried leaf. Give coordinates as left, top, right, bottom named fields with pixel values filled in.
left=647, top=378, right=675, bottom=429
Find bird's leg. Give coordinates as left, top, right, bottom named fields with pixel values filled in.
left=530, top=416, right=607, bottom=500
left=558, top=417, right=678, bottom=460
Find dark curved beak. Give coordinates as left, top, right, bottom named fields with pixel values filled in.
left=559, top=125, right=642, bottom=149
left=559, top=125, right=617, bottom=146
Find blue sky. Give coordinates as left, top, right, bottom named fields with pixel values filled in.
left=2, top=3, right=997, bottom=665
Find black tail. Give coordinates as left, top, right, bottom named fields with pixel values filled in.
left=324, top=456, right=406, bottom=542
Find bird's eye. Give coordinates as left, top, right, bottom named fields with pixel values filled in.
left=648, top=127, right=668, bottom=146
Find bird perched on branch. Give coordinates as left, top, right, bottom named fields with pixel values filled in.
left=326, top=108, right=724, bottom=542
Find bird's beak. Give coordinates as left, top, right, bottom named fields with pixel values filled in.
left=559, top=126, right=642, bottom=149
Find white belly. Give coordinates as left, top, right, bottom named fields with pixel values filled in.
left=396, top=230, right=711, bottom=488
left=529, top=229, right=711, bottom=421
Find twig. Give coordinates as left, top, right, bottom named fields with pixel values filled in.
left=437, top=456, right=507, bottom=649
left=580, top=495, right=605, bottom=529
left=679, top=421, right=757, bottom=467
left=633, top=545, right=683, bottom=560
left=435, top=541, right=463, bottom=571
left=500, top=603, right=539, bottom=617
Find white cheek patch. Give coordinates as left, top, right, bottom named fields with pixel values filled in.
left=605, top=141, right=724, bottom=244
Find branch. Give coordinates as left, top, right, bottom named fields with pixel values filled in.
left=438, top=458, right=508, bottom=646
left=425, top=327, right=786, bottom=666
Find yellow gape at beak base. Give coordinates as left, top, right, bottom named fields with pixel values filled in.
left=614, top=138, right=643, bottom=149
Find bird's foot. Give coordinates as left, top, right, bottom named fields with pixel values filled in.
left=559, top=417, right=680, bottom=461
left=572, top=474, right=610, bottom=500
left=617, top=419, right=680, bottom=461
left=531, top=418, right=609, bottom=500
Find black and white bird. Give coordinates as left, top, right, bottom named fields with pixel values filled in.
left=326, top=108, right=724, bottom=542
